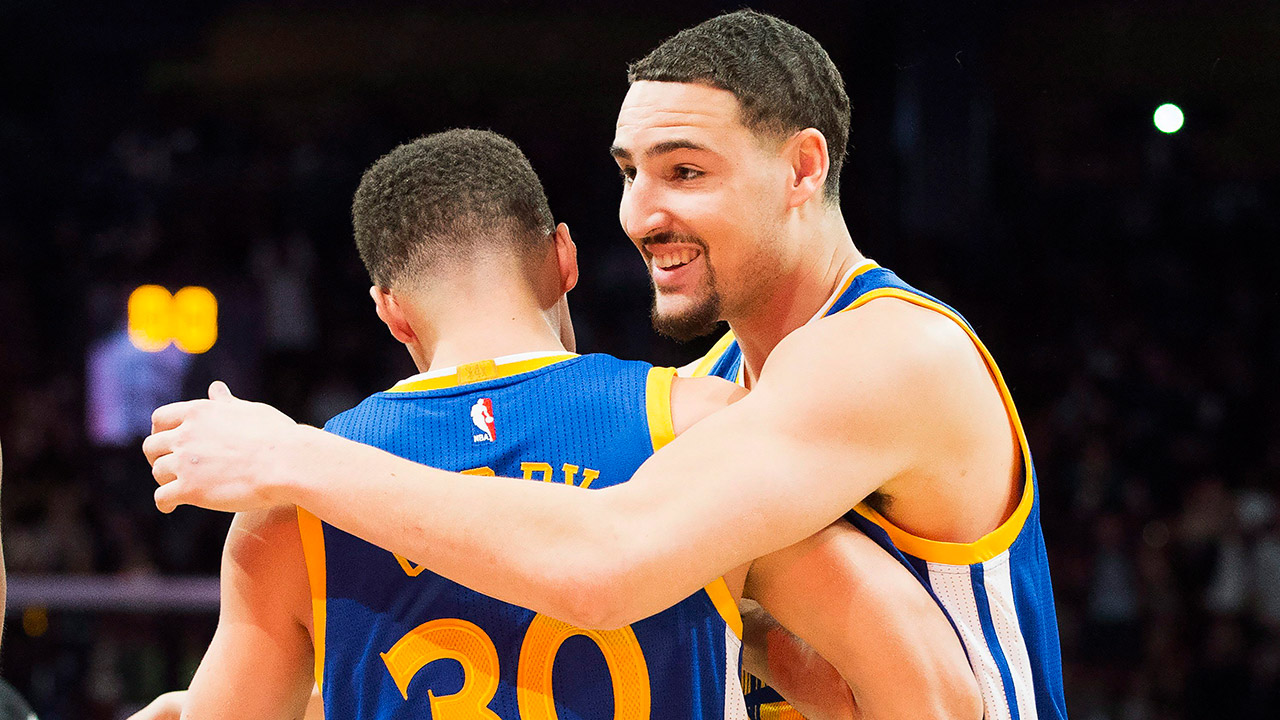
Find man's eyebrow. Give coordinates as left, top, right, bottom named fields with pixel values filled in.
left=644, top=139, right=711, bottom=158
left=609, top=139, right=711, bottom=162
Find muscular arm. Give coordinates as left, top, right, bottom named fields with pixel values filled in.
left=745, top=521, right=981, bottom=720
left=181, top=507, right=314, bottom=719
left=149, top=303, right=984, bottom=629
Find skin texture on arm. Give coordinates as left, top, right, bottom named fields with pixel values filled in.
left=744, top=521, right=983, bottom=720
left=179, top=507, right=315, bottom=720
left=147, top=299, right=1004, bottom=630
left=741, top=602, right=854, bottom=720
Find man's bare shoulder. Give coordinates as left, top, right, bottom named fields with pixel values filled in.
left=230, top=506, right=303, bottom=550
left=670, top=375, right=747, bottom=436
left=759, top=297, right=973, bottom=401
left=224, top=506, right=310, bottom=627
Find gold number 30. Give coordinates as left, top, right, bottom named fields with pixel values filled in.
left=381, top=614, right=652, bottom=719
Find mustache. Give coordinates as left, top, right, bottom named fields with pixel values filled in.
left=642, top=232, right=708, bottom=251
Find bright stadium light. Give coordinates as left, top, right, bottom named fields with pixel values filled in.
left=1154, top=103, right=1184, bottom=134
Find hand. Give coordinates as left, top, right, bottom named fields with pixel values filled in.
left=144, top=381, right=302, bottom=514
left=127, top=690, right=186, bottom=720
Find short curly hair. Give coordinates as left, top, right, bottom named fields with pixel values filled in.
left=351, top=129, right=555, bottom=289
left=628, top=10, right=850, bottom=203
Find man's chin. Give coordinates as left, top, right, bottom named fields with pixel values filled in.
left=651, top=299, right=721, bottom=342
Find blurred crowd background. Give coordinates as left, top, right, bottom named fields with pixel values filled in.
left=1, top=1, right=1277, bottom=718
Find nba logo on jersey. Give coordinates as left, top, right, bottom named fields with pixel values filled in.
left=471, top=397, right=496, bottom=442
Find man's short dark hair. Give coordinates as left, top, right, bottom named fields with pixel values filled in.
left=628, top=9, right=850, bottom=203
left=352, top=128, right=555, bottom=289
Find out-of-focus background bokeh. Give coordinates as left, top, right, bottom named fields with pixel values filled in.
left=1, top=1, right=1277, bottom=717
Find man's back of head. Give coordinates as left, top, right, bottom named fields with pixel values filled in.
left=351, top=128, right=556, bottom=293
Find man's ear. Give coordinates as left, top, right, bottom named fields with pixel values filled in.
left=783, top=128, right=831, bottom=209
left=369, top=286, right=417, bottom=345
left=552, top=222, right=579, bottom=294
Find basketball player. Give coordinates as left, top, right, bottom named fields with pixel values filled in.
left=147, top=130, right=977, bottom=719
left=145, top=11, right=1066, bottom=719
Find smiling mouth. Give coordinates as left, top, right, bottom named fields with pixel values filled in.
left=647, top=245, right=702, bottom=271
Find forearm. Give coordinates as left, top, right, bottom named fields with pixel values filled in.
left=283, top=426, right=676, bottom=627
left=748, top=523, right=982, bottom=720
left=282, top=420, right=843, bottom=628
left=742, top=601, right=858, bottom=720
left=151, top=385, right=872, bottom=628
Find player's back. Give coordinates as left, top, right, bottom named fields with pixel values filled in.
left=302, top=352, right=746, bottom=720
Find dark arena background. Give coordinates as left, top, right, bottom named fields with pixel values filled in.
left=1, top=1, right=1278, bottom=718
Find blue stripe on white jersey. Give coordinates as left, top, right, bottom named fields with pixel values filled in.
left=302, top=352, right=749, bottom=720
left=692, top=261, right=1068, bottom=720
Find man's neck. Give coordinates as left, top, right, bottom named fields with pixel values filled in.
left=729, top=226, right=863, bottom=387
left=411, top=308, right=567, bottom=375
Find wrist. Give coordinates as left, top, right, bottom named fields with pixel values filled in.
left=264, top=423, right=321, bottom=506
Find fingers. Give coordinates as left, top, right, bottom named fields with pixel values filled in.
left=151, top=452, right=179, bottom=486
left=154, top=480, right=187, bottom=514
left=208, top=380, right=235, bottom=401
left=142, top=428, right=178, bottom=466
left=150, top=399, right=204, bottom=434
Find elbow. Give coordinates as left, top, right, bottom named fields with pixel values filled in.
left=552, top=575, right=635, bottom=631
left=541, top=517, right=652, bottom=631
left=539, top=560, right=643, bottom=631
left=550, top=515, right=660, bottom=627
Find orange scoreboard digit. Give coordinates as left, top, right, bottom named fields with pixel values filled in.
left=127, top=285, right=218, bottom=354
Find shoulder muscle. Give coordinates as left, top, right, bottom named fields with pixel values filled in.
left=669, top=375, right=746, bottom=436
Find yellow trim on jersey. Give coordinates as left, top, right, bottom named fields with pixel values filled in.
left=758, top=702, right=807, bottom=720
left=644, top=366, right=678, bottom=451
left=646, top=364, right=741, bottom=638
left=387, top=354, right=578, bottom=393
left=843, top=287, right=1035, bottom=565
left=702, top=577, right=744, bottom=639
left=297, top=507, right=328, bottom=691
left=810, top=259, right=879, bottom=321
left=690, top=331, right=737, bottom=378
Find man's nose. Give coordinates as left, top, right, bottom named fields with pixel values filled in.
left=620, top=173, right=668, bottom=242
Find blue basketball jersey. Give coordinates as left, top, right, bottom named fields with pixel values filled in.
left=692, top=261, right=1068, bottom=720
left=300, top=352, right=748, bottom=720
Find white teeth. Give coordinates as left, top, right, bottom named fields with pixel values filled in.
left=652, top=247, right=698, bottom=270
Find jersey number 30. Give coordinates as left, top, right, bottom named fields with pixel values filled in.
left=380, top=614, right=651, bottom=719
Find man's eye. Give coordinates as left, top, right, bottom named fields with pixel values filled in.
left=619, top=167, right=636, bottom=183
left=674, top=166, right=703, bottom=181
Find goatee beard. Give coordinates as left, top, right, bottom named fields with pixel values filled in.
left=651, top=289, right=722, bottom=342
left=644, top=231, right=721, bottom=341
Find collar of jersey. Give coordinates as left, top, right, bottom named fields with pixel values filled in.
left=808, top=258, right=879, bottom=322
left=386, top=351, right=579, bottom=393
